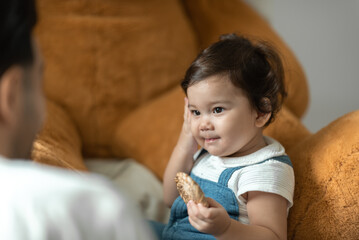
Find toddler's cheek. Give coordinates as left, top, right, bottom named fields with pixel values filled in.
left=194, top=136, right=203, bottom=147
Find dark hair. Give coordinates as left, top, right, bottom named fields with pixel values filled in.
left=0, top=0, right=37, bottom=77
left=181, top=33, right=287, bottom=126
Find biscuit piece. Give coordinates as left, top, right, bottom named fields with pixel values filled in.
left=175, top=172, right=209, bottom=207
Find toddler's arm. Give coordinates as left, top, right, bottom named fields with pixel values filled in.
left=163, top=98, right=198, bottom=207
left=187, top=191, right=288, bottom=240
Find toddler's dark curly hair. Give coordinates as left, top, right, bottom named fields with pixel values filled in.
left=181, top=33, right=287, bottom=126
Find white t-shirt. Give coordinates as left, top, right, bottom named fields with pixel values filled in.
left=0, top=156, right=155, bottom=240
left=191, top=136, right=295, bottom=224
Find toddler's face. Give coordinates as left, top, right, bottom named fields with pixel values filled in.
left=187, top=75, right=266, bottom=157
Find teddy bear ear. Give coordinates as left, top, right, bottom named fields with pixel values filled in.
left=286, top=110, right=359, bottom=239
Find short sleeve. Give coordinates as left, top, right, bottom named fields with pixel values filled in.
left=234, top=160, right=295, bottom=208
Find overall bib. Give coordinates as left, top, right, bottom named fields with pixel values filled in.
left=159, top=155, right=292, bottom=240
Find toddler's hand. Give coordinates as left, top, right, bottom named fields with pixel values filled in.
left=187, top=198, right=231, bottom=237
left=176, top=97, right=198, bottom=155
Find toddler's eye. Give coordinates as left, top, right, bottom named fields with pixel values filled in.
left=213, top=107, right=224, bottom=114
left=191, top=110, right=200, bottom=116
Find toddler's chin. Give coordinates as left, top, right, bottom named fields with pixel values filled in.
left=198, top=142, right=230, bottom=157
left=206, top=148, right=225, bottom=157
left=206, top=147, right=239, bottom=158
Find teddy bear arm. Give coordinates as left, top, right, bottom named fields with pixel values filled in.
left=32, top=100, right=86, bottom=172
left=287, top=110, right=359, bottom=239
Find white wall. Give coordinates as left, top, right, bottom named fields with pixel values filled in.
left=246, top=0, right=359, bottom=132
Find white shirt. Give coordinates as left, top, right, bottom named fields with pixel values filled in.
left=192, top=136, right=295, bottom=224
left=0, top=156, right=155, bottom=240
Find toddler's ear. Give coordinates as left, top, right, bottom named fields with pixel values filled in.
left=255, top=97, right=272, bottom=127
left=255, top=112, right=271, bottom=128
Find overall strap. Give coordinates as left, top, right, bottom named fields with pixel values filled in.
left=218, top=155, right=292, bottom=186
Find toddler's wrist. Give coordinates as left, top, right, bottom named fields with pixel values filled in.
left=176, top=135, right=197, bottom=154
left=174, top=141, right=196, bottom=157
left=213, top=218, right=232, bottom=239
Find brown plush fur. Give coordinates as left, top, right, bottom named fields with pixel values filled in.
left=287, top=110, right=359, bottom=239
left=33, top=100, right=85, bottom=171
left=32, top=0, right=358, bottom=238
left=35, top=0, right=198, bottom=158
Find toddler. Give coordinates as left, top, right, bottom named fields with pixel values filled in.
left=153, top=33, right=294, bottom=240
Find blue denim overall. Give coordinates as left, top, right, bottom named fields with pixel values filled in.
left=153, top=154, right=292, bottom=240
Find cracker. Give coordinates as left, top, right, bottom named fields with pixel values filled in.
left=175, top=172, right=209, bottom=207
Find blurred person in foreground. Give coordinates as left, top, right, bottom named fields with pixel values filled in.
left=0, top=0, right=155, bottom=239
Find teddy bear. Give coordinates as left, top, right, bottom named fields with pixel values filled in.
left=33, top=0, right=358, bottom=239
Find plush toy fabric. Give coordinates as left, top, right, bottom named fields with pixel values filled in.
left=34, top=0, right=198, bottom=162
left=287, top=111, right=359, bottom=239
left=33, top=0, right=358, bottom=239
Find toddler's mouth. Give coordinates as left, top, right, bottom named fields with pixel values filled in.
left=204, top=137, right=220, bottom=143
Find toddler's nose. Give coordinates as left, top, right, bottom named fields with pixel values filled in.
left=199, top=117, right=214, bottom=131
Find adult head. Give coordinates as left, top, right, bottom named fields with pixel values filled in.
left=0, top=0, right=45, bottom=159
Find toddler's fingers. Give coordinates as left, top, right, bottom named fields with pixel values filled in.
left=188, top=213, right=210, bottom=233
left=187, top=200, right=196, bottom=215
left=188, top=201, right=206, bottom=221
left=197, top=203, right=213, bottom=220
left=183, top=97, right=189, bottom=120
left=188, top=215, right=202, bottom=230
left=205, top=197, right=222, bottom=208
